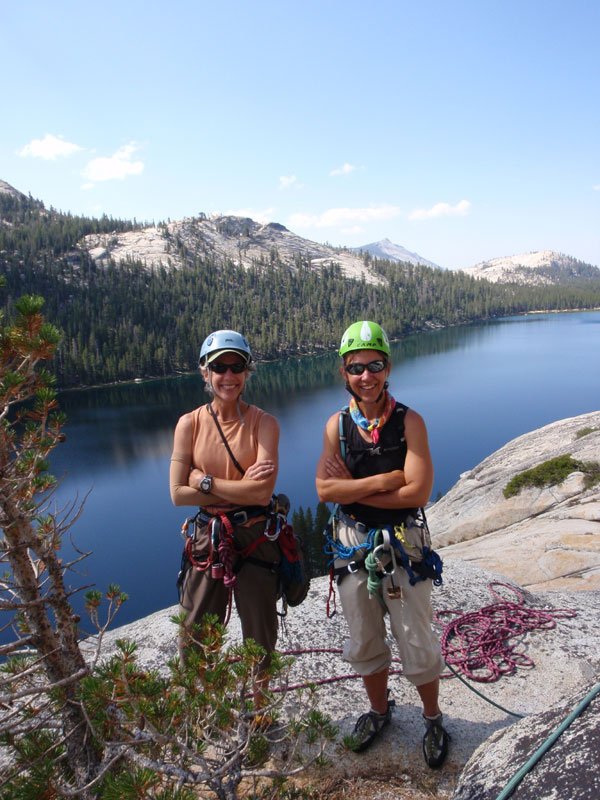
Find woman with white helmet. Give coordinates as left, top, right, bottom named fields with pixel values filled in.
left=170, top=330, right=280, bottom=704
left=316, top=321, right=449, bottom=767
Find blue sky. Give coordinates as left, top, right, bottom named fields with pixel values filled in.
left=2, top=0, right=599, bottom=269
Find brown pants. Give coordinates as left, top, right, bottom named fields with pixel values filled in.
left=178, top=518, right=280, bottom=664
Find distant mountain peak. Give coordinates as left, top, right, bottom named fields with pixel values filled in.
left=351, top=238, right=440, bottom=269
left=81, top=213, right=387, bottom=284
left=461, top=250, right=600, bottom=286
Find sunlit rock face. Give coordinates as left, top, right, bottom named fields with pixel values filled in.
left=81, top=215, right=386, bottom=284
left=428, top=410, right=600, bottom=592
left=460, top=250, right=600, bottom=285
left=452, top=684, right=600, bottom=800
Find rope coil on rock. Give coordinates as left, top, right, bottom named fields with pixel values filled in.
left=240, top=583, right=577, bottom=721
left=436, top=582, right=577, bottom=683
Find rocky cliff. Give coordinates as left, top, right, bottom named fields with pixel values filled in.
left=428, top=410, right=600, bottom=592
left=97, top=411, right=600, bottom=798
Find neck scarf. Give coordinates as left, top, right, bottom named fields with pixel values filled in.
left=349, top=392, right=396, bottom=444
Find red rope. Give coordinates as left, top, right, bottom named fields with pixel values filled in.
left=436, top=582, right=576, bottom=683
left=221, top=582, right=576, bottom=694
left=271, top=583, right=576, bottom=692
left=214, top=515, right=236, bottom=626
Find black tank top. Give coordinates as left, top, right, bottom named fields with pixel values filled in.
left=340, top=402, right=418, bottom=528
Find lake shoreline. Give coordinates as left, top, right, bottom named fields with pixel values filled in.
left=57, top=307, right=600, bottom=395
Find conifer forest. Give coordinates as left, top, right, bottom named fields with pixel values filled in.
left=2, top=190, right=599, bottom=389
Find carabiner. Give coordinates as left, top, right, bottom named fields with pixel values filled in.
left=181, top=515, right=197, bottom=540
left=372, top=542, right=393, bottom=574
left=264, top=516, right=281, bottom=541
left=210, top=518, right=222, bottom=550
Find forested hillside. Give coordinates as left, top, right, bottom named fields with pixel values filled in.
left=2, top=189, right=600, bottom=388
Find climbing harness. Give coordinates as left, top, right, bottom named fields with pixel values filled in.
left=238, top=494, right=310, bottom=613
left=324, top=518, right=443, bottom=616
left=178, top=495, right=308, bottom=620
left=178, top=508, right=252, bottom=625
left=323, top=402, right=444, bottom=616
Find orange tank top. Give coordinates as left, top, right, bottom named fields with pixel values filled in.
left=192, top=404, right=265, bottom=513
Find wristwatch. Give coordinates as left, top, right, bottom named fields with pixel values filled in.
left=200, top=474, right=213, bottom=494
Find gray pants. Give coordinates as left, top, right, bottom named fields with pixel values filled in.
left=335, top=521, right=443, bottom=686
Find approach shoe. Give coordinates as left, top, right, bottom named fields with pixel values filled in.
left=350, top=696, right=395, bottom=753
left=422, top=713, right=450, bottom=769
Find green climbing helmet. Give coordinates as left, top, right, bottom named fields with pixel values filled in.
left=339, top=321, right=390, bottom=358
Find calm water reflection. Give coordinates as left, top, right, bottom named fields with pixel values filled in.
left=43, top=311, right=600, bottom=629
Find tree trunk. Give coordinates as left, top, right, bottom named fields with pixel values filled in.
left=4, top=512, right=101, bottom=794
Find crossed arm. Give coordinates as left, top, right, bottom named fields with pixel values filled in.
left=169, top=412, right=280, bottom=508
left=315, top=409, right=433, bottom=510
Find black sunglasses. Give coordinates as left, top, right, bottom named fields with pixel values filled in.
left=344, top=359, right=387, bottom=375
left=208, top=361, right=247, bottom=374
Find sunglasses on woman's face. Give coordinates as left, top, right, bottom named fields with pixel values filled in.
left=344, top=359, right=387, bottom=376
left=208, top=361, right=247, bottom=374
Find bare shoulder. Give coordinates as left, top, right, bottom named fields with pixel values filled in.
left=258, top=410, right=280, bottom=434
left=327, top=410, right=342, bottom=428
left=175, top=410, right=195, bottom=434
left=404, top=407, right=429, bottom=438
left=323, top=410, right=343, bottom=437
left=322, top=411, right=343, bottom=451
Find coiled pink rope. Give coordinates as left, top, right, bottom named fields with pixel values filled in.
left=263, top=583, right=577, bottom=694
left=436, top=582, right=576, bottom=683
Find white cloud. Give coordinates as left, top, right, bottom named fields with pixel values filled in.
left=408, top=200, right=471, bottom=221
left=81, top=183, right=94, bottom=191
left=18, top=133, right=83, bottom=160
left=593, top=184, right=600, bottom=191
left=341, top=226, right=365, bottom=234
left=279, top=175, right=297, bottom=189
left=289, top=204, right=402, bottom=230
left=330, top=162, right=356, bottom=176
left=224, top=207, right=276, bottom=224
left=82, top=143, right=144, bottom=182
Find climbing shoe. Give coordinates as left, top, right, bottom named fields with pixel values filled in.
left=349, top=696, right=396, bottom=753
left=422, top=713, right=450, bottom=768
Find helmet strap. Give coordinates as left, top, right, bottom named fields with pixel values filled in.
left=376, top=380, right=389, bottom=404
left=236, top=397, right=245, bottom=426
left=344, top=381, right=363, bottom=403
left=206, top=370, right=216, bottom=396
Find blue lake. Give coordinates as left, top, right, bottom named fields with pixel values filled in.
left=43, top=310, right=600, bottom=630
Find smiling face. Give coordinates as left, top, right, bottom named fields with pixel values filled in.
left=341, top=348, right=391, bottom=406
left=204, top=351, right=249, bottom=401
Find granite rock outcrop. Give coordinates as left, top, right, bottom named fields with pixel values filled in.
left=452, top=683, right=599, bottom=800
left=428, top=410, right=600, bottom=592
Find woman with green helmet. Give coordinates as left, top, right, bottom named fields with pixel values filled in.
left=316, top=320, right=449, bottom=767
